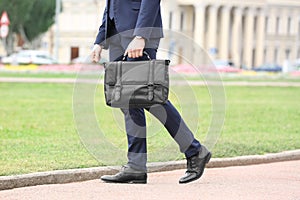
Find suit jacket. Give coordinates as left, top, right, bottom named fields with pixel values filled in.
left=94, top=0, right=163, bottom=48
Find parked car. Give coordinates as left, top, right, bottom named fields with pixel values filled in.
left=293, top=59, right=300, bottom=70
left=171, top=60, right=241, bottom=74
left=253, top=63, right=282, bottom=72
left=1, top=50, right=56, bottom=65
left=71, top=56, right=108, bottom=64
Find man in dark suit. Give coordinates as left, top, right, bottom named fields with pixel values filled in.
left=91, top=0, right=211, bottom=184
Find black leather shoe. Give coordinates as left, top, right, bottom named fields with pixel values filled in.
left=179, top=145, right=211, bottom=184
left=101, top=165, right=147, bottom=184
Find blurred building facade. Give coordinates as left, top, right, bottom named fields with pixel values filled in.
left=43, top=0, right=106, bottom=64
left=43, top=0, right=300, bottom=68
left=162, top=0, right=300, bottom=68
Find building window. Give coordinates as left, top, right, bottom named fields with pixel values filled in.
left=71, top=47, right=79, bottom=61
left=264, top=48, right=267, bottom=63
left=205, top=7, right=209, bottom=33
left=298, top=21, right=300, bottom=38
left=274, top=48, right=278, bottom=64
left=276, top=17, right=280, bottom=35
left=252, top=49, right=256, bottom=67
left=253, top=16, right=257, bottom=33
left=192, top=10, right=195, bottom=32
left=285, top=49, right=291, bottom=60
left=180, top=11, right=184, bottom=31
left=287, top=17, right=291, bottom=35
left=265, top=17, right=269, bottom=33
left=169, top=12, right=173, bottom=29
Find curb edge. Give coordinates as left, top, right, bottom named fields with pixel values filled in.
left=1, top=149, right=300, bottom=190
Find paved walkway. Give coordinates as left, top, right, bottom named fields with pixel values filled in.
left=1, top=160, right=299, bottom=200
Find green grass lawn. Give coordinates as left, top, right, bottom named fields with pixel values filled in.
left=0, top=71, right=78, bottom=78
left=0, top=81, right=300, bottom=176
left=1, top=70, right=300, bottom=82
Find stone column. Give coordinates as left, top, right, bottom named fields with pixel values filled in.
left=277, top=9, right=287, bottom=65
left=172, top=7, right=181, bottom=31
left=265, top=8, right=275, bottom=64
left=267, top=8, right=277, bottom=35
left=254, top=9, right=266, bottom=67
left=182, top=6, right=194, bottom=37
left=243, top=8, right=255, bottom=68
left=158, top=1, right=172, bottom=62
left=160, top=0, right=171, bottom=30
left=193, top=3, right=206, bottom=48
left=290, top=10, right=299, bottom=61
left=290, top=10, right=298, bottom=35
left=207, top=5, right=218, bottom=58
left=180, top=6, right=195, bottom=64
left=219, top=6, right=231, bottom=60
left=231, top=7, right=243, bottom=68
left=278, top=9, right=288, bottom=35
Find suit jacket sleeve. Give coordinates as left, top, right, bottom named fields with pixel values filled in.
left=94, top=7, right=108, bottom=49
left=133, top=0, right=161, bottom=40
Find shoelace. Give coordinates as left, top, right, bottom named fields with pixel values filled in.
left=186, top=156, right=199, bottom=173
left=120, top=165, right=129, bottom=171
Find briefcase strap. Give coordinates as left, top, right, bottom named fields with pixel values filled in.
left=123, top=51, right=151, bottom=61
left=114, top=61, right=122, bottom=101
left=148, top=60, right=155, bottom=101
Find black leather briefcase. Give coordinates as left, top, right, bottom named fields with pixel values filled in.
left=104, top=58, right=170, bottom=108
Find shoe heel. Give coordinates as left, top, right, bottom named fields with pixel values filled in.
left=205, top=152, right=212, bottom=164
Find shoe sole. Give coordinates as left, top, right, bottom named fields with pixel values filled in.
left=205, top=152, right=212, bottom=164
left=128, top=180, right=147, bottom=184
left=101, top=178, right=147, bottom=184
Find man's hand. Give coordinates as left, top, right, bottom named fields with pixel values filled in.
left=91, top=44, right=102, bottom=63
left=125, top=36, right=145, bottom=58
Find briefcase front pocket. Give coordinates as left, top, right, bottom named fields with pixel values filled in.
left=104, top=59, right=170, bottom=108
left=104, top=65, right=117, bottom=86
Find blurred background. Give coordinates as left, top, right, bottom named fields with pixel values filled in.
left=0, top=0, right=300, bottom=74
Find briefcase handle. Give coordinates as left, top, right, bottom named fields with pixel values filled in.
left=122, top=51, right=151, bottom=61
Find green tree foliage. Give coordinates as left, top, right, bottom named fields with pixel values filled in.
left=0, top=0, right=34, bottom=34
left=23, top=0, right=56, bottom=42
left=0, top=0, right=60, bottom=53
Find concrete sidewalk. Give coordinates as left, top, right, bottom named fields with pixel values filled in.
left=1, top=150, right=300, bottom=191
left=1, top=160, right=300, bottom=200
